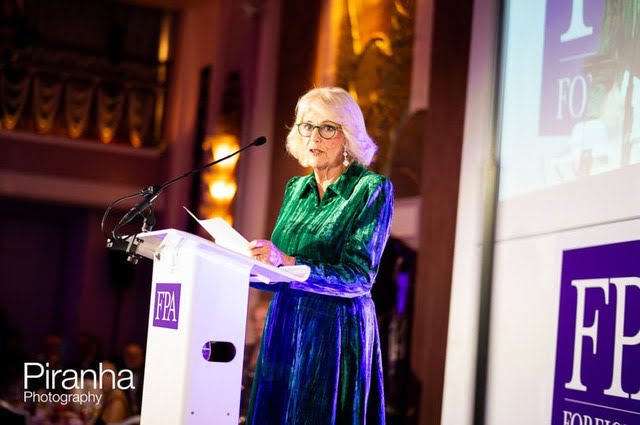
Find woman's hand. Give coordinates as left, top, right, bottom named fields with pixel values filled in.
left=248, top=240, right=295, bottom=267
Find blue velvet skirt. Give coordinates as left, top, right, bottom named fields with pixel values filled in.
left=246, top=287, right=386, bottom=425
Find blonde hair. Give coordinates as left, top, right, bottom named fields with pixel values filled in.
left=285, top=87, right=378, bottom=166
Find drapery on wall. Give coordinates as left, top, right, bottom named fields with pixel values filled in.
left=0, top=0, right=172, bottom=148
left=1, top=65, right=157, bottom=146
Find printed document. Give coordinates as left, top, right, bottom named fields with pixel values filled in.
left=183, top=206, right=310, bottom=281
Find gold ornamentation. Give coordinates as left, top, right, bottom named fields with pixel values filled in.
left=65, top=79, right=94, bottom=139
left=97, top=84, right=125, bottom=144
left=1, top=67, right=30, bottom=130
left=128, top=89, right=154, bottom=148
left=335, top=0, right=415, bottom=174
left=33, top=74, right=62, bottom=134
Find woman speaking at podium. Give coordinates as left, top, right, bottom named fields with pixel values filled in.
left=247, top=86, right=394, bottom=424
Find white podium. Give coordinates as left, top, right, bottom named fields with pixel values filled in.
left=132, top=228, right=302, bottom=425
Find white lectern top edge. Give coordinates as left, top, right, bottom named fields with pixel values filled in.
left=132, top=228, right=305, bottom=283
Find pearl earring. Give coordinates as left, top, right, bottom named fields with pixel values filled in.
left=343, top=145, right=349, bottom=167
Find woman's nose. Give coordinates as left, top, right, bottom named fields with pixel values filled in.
left=309, top=127, right=323, bottom=142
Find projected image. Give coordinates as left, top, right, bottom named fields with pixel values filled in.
left=499, top=0, right=640, bottom=199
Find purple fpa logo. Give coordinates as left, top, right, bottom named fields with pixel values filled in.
left=551, top=241, right=640, bottom=425
left=153, top=283, right=181, bottom=330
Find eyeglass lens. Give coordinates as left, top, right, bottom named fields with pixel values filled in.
left=297, top=123, right=339, bottom=139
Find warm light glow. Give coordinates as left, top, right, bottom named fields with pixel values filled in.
left=219, top=213, right=233, bottom=226
left=347, top=0, right=363, bottom=55
left=314, top=0, right=344, bottom=85
left=154, top=88, right=165, bottom=142
left=130, top=133, right=143, bottom=148
left=3, top=117, right=18, bottom=130
left=209, top=180, right=237, bottom=202
left=200, top=132, right=240, bottom=226
left=158, top=13, right=171, bottom=64
left=68, top=124, right=84, bottom=139
left=157, top=13, right=171, bottom=87
left=207, top=134, right=241, bottom=171
left=213, top=141, right=241, bottom=162
left=199, top=205, right=233, bottom=226
left=99, top=128, right=115, bottom=143
left=201, top=204, right=230, bottom=218
left=371, top=33, right=392, bottom=56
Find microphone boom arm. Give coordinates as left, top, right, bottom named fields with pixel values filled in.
left=107, top=136, right=267, bottom=241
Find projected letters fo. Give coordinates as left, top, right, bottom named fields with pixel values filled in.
left=541, top=0, right=640, bottom=177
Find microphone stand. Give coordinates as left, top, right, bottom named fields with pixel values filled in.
left=103, top=136, right=267, bottom=263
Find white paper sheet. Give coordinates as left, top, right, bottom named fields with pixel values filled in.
left=183, top=206, right=310, bottom=281
left=183, top=206, right=250, bottom=256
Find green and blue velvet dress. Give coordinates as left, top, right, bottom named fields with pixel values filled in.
left=247, top=163, right=394, bottom=424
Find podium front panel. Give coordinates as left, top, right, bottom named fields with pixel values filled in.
left=140, top=233, right=250, bottom=425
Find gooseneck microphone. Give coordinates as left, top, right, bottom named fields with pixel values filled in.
left=102, top=136, right=267, bottom=247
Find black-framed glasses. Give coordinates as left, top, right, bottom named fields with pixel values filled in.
left=296, top=122, right=342, bottom=139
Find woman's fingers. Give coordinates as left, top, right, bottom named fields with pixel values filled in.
left=248, top=239, right=266, bottom=257
left=248, top=240, right=281, bottom=265
left=248, top=239, right=265, bottom=249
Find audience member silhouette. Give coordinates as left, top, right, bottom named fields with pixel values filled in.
left=121, top=343, right=145, bottom=415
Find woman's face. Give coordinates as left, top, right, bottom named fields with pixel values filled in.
left=300, top=108, right=345, bottom=171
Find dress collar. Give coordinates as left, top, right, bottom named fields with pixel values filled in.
left=301, top=162, right=366, bottom=200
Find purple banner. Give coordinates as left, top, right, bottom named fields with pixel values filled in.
left=552, top=240, right=640, bottom=424
left=539, top=0, right=604, bottom=136
left=152, top=283, right=181, bottom=330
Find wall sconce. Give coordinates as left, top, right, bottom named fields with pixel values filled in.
left=209, top=179, right=237, bottom=202
left=211, top=134, right=241, bottom=171
left=201, top=133, right=241, bottom=225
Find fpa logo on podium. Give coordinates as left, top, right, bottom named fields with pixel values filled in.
left=552, top=241, right=640, bottom=425
left=153, top=283, right=181, bottom=330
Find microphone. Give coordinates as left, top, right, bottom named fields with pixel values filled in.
left=115, top=136, right=267, bottom=230
left=252, top=136, right=266, bottom=146
left=117, top=185, right=163, bottom=228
